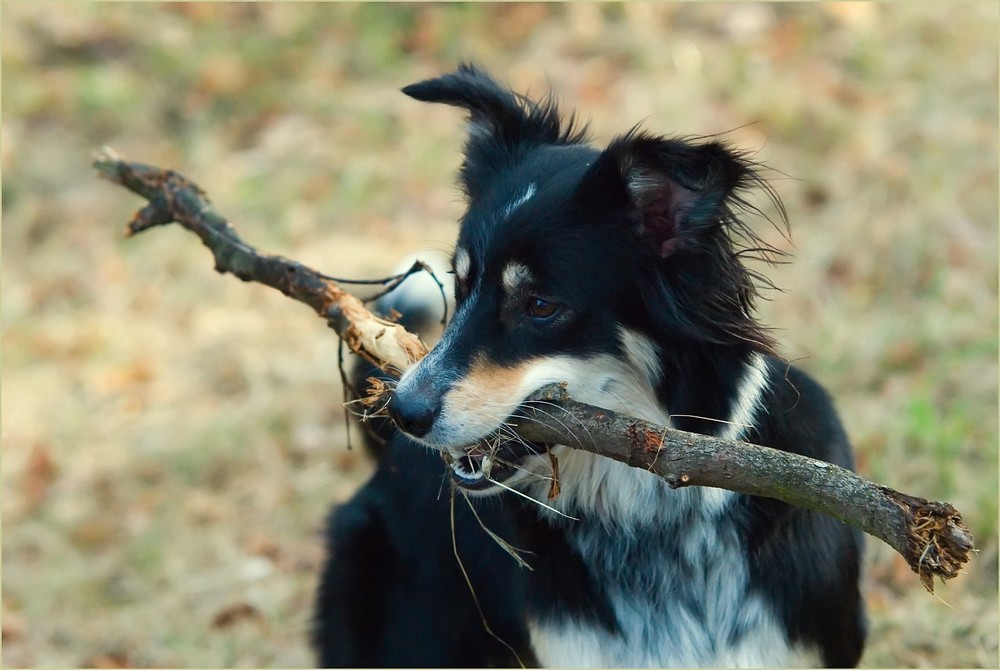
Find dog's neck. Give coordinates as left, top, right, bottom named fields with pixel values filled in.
left=657, top=341, right=771, bottom=438
left=514, top=342, right=769, bottom=528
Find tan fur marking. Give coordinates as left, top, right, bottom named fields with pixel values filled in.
left=501, top=262, right=533, bottom=296
left=444, top=356, right=533, bottom=415
left=454, top=247, right=471, bottom=285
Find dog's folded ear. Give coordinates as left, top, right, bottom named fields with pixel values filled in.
left=576, top=131, right=782, bottom=349
left=403, top=63, right=587, bottom=196
left=580, top=131, right=769, bottom=260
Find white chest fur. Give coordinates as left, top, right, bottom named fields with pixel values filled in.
left=525, top=490, right=821, bottom=668
left=528, top=608, right=819, bottom=668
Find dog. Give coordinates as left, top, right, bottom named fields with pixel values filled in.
left=313, top=64, right=866, bottom=668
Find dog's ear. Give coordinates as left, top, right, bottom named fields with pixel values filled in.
left=581, top=130, right=764, bottom=259
left=403, top=63, right=587, bottom=195
left=578, top=131, right=782, bottom=349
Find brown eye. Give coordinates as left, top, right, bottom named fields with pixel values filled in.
left=526, top=296, right=558, bottom=320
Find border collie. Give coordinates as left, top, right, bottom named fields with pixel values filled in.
left=313, top=64, right=866, bottom=668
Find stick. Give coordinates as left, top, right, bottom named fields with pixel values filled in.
left=93, top=148, right=974, bottom=592
left=92, top=147, right=425, bottom=375
left=517, top=384, right=972, bottom=592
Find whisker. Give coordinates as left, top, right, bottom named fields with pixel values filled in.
left=495, top=423, right=546, bottom=456
left=669, top=413, right=753, bottom=430
left=514, top=400, right=594, bottom=449
left=486, top=474, right=579, bottom=521
left=491, top=453, right=557, bottom=484
left=491, top=425, right=562, bottom=484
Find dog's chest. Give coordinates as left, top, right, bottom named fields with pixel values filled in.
left=527, top=611, right=814, bottom=668
left=526, top=503, right=818, bottom=668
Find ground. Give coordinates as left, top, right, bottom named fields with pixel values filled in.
left=2, top=3, right=997, bottom=667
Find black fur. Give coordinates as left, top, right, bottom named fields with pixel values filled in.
left=312, top=439, right=532, bottom=667
left=313, top=64, right=866, bottom=667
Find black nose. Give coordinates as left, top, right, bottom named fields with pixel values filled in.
left=387, top=391, right=441, bottom=438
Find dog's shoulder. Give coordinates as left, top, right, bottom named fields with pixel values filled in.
left=739, top=357, right=867, bottom=667
left=756, top=357, right=854, bottom=468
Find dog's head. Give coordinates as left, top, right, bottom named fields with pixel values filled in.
left=389, top=64, right=781, bottom=499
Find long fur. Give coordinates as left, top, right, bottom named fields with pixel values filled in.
left=313, top=64, right=866, bottom=668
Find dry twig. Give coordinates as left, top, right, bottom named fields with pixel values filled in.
left=93, top=147, right=425, bottom=374
left=94, top=148, right=974, bottom=592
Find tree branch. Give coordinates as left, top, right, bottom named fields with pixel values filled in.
left=93, top=147, right=425, bottom=374
left=517, top=383, right=973, bottom=593
left=93, top=148, right=974, bottom=592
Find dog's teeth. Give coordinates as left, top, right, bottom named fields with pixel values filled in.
left=481, top=455, right=493, bottom=477
left=450, top=455, right=483, bottom=480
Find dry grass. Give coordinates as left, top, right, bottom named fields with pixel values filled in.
left=2, top=3, right=997, bottom=667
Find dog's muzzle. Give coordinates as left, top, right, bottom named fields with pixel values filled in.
left=387, top=351, right=554, bottom=491
left=387, top=387, right=543, bottom=490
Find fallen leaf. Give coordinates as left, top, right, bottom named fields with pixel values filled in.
left=82, top=652, right=133, bottom=668
left=244, top=529, right=281, bottom=562
left=22, top=442, right=58, bottom=509
left=211, top=602, right=265, bottom=630
left=1, top=610, right=26, bottom=642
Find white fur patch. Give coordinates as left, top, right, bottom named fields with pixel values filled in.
left=501, top=182, right=537, bottom=219
left=529, top=609, right=821, bottom=667
left=717, top=352, right=770, bottom=442
left=618, top=327, right=663, bottom=388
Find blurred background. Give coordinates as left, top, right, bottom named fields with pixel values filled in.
left=2, top=3, right=997, bottom=667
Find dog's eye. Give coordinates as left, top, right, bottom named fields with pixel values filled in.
left=526, top=296, right=559, bottom=320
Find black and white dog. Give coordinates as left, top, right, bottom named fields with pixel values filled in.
left=313, top=64, right=866, bottom=668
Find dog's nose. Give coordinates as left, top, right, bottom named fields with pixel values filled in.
left=387, top=391, right=440, bottom=438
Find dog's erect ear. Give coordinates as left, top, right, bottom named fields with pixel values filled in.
left=402, top=64, right=587, bottom=195
left=580, top=130, right=766, bottom=259
left=402, top=63, right=586, bottom=148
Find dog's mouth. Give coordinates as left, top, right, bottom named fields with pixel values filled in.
left=444, top=437, right=545, bottom=490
